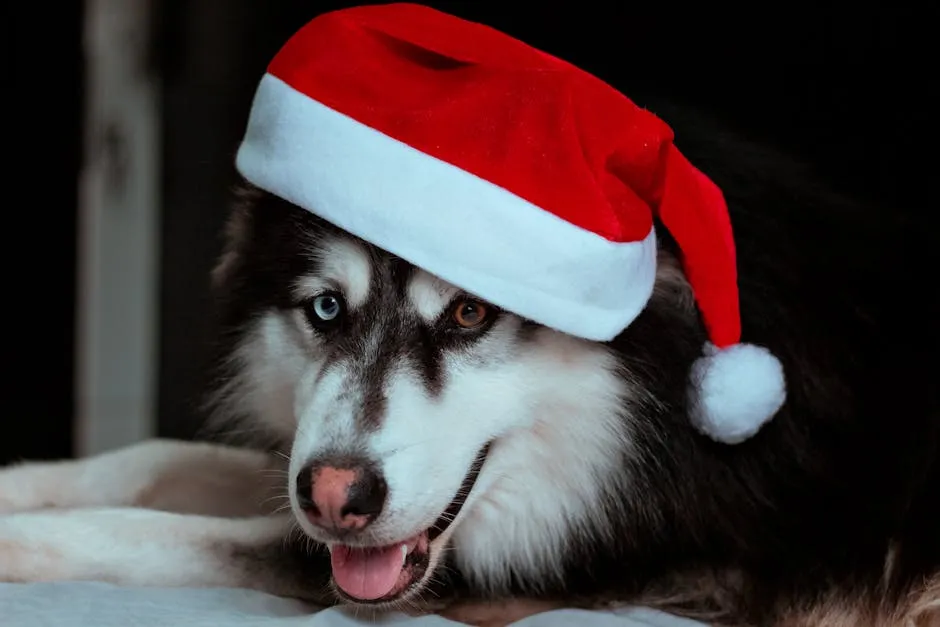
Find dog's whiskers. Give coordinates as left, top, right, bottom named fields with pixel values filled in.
left=258, top=469, right=290, bottom=477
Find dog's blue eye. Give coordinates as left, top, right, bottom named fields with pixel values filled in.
left=313, top=295, right=340, bottom=320
left=304, top=293, right=345, bottom=329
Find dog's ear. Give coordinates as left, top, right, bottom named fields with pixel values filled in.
left=652, top=248, right=696, bottom=314
left=210, top=182, right=260, bottom=293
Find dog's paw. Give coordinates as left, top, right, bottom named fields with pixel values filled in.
left=437, top=599, right=564, bottom=626
left=0, top=463, right=38, bottom=514
left=0, top=512, right=72, bottom=582
left=0, top=461, right=69, bottom=515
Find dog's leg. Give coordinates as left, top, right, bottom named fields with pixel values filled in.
left=0, top=439, right=284, bottom=517
left=0, top=507, right=332, bottom=603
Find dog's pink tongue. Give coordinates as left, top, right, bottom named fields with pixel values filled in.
left=330, top=544, right=403, bottom=601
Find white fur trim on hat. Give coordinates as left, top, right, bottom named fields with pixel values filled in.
left=689, top=342, right=786, bottom=444
left=236, top=74, right=658, bottom=342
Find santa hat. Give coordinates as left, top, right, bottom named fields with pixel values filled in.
left=235, top=3, right=787, bottom=444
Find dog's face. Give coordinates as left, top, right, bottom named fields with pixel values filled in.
left=209, top=189, right=673, bottom=606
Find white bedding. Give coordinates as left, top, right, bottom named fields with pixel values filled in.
left=0, top=583, right=707, bottom=627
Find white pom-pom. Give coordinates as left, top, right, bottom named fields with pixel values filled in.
left=689, top=342, right=786, bottom=444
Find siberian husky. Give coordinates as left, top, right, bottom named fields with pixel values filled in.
left=1, top=94, right=938, bottom=627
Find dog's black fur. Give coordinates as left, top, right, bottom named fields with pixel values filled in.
left=203, top=88, right=939, bottom=624
left=561, top=98, right=940, bottom=621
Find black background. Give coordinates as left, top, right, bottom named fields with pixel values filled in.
left=4, top=2, right=935, bottom=463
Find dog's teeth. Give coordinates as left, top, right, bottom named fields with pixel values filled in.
left=400, top=544, right=408, bottom=565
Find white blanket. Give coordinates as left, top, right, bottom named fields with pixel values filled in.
left=0, top=583, right=707, bottom=627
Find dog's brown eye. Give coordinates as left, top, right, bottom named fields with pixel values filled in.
left=451, top=299, right=489, bottom=329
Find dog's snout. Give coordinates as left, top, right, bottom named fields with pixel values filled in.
left=296, top=460, right=387, bottom=532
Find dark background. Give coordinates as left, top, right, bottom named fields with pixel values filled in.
left=4, top=3, right=935, bottom=463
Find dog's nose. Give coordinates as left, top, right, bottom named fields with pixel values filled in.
left=296, top=461, right=387, bottom=532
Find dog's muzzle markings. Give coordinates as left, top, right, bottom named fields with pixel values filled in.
left=294, top=444, right=492, bottom=602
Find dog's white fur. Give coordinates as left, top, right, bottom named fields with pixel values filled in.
left=231, top=234, right=633, bottom=593
left=6, top=225, right=934, bottom=626
left=0, top=440, right=290, bottom=588
left=299, top=237, right=374, bottom=309
left=0, top=237, right=636, bottom=624
left=0, top=439, right=275, bottom=517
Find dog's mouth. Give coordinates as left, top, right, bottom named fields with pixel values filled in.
left=328, top=444, right=491, bottom=604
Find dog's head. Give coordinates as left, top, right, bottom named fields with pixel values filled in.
left=207, top=185, right=702, bottom=606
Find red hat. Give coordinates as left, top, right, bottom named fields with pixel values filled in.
left=235, top=3, right=786, bottom=443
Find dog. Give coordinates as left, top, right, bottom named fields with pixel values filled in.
left=1, top=88, right=938, bottom=626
